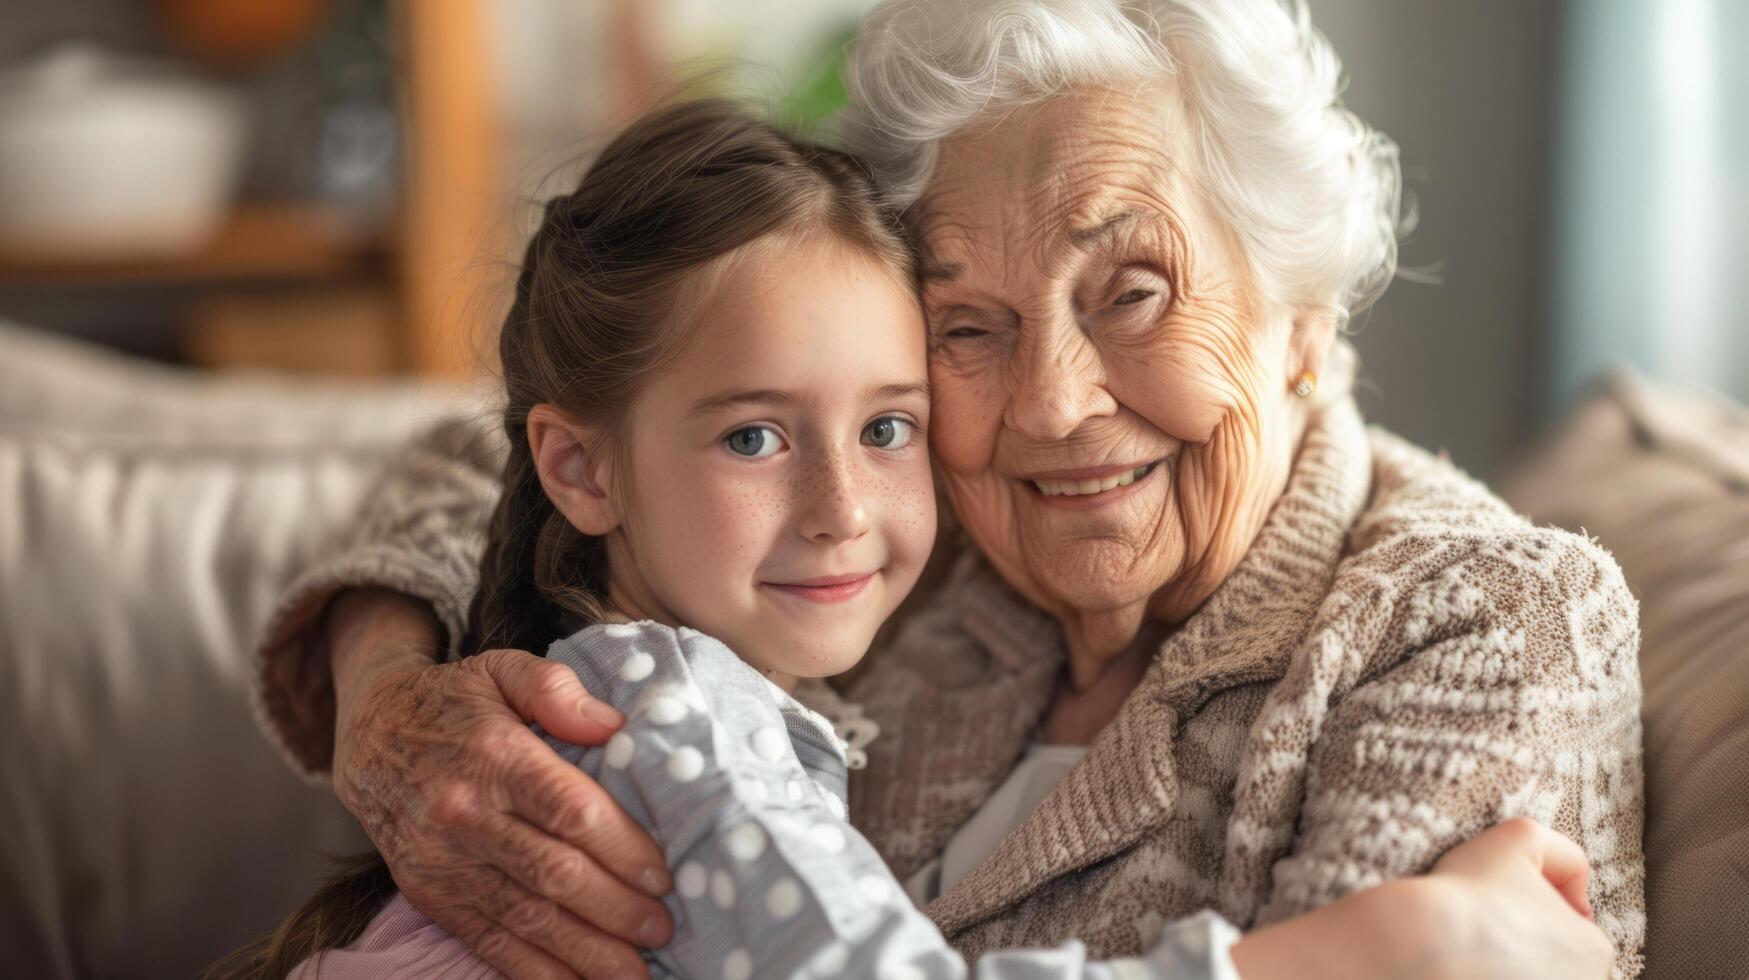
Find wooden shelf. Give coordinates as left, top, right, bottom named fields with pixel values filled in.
left=0, top=205, right=388, bottom=288
left=0, top=1, right=500, bottom=380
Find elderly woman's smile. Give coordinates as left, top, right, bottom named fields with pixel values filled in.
left=921, top=85, right=1328, bottom=679
left=1025, top=461, right=1159, bottom=499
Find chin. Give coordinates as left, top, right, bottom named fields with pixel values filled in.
left=753, top=618, right=878, bottom=679
left=1025, top=539, right=1176, bottom=616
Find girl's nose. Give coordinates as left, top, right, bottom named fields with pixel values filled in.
left=798, top=454, right=872, bottom=543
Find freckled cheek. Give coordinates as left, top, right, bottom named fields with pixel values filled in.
left=656, top=470, right=794, bottom=578
left=869, top=457, right=938, bottom=573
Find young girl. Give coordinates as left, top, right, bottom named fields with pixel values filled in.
left=251, top=100, right=1236, bottom=980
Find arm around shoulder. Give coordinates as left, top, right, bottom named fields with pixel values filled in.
left=251, top=414, right=505, bottom=780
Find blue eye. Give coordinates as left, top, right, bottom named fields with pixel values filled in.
left=725, top=425, right=782, bottom=458
left=862, top=416, right=913, bottom=450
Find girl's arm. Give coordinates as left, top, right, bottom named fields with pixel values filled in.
left=544, top=622, right=1243, bottom=980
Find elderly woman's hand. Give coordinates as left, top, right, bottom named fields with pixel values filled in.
left=1232, top=819, right=1614, bottom=980
left=325, top=588, right=674, bottom=980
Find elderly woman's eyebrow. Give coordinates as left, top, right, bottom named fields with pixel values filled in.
left=1067, top=209, right=1140, bottom=247
left=919, top=256, right=965, bottom=283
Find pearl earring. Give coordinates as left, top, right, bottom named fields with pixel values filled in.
left=1293, top=371, right=1317, bottom=398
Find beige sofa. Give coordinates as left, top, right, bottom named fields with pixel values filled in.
left=1504, top=373, right=1749, bottom=979
left=2, top=321, right=1745, bottom=978
left=0, top=322, right=477, bottom=976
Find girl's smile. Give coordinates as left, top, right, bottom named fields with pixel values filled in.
left=760, top=571, right=879, bottom=604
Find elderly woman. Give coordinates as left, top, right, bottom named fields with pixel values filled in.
left=253, top=1, right=1643, bottom=977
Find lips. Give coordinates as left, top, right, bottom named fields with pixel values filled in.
left=761, top=572, right=876, bottom=604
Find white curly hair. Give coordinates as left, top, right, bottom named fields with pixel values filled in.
left=840, top=0, right=1405, bottom=316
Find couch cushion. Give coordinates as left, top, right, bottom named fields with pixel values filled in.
left=1505, top=371, right=1749, bottom=980
left=0, top=321, right=484, bottom=978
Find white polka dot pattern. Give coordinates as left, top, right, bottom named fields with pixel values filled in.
left=665, top=746, right=704, bottom=782
left=807, top=823, right=846, bottom=853
left=856, top=874, right=890, bottom=904
left=675, top=862, right=706, bottom=899
left=765, top=877, right=802, bottom=920
left=809, top=941, right=848, bottom=977
left=751, top=726, right=788, bottom=761
left=603, top=732, right=635, bottom=769
left=618, top=651, right=655, bottom=682
left=643, top=695, right=687, bottom=725
left=724, top=822, right=767, bottom=862
left=555, top=623, right=1161, bottom=980
left=710, top=869, right=736, bottom=909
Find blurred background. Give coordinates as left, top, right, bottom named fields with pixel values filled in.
left=3, top=3, right=1748, bottom=978
left=0, top=0, right=1740, bottom=477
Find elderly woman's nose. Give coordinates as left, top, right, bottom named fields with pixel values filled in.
left=1003, top=329, right=1116, bottom=441
left=796, top=451, right=873, bottom=544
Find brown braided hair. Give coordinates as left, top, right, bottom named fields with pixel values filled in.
left=207, top=98, right=912, bottom=978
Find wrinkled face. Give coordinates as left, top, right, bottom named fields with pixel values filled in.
left=612, top=233, right=936, bottom=688
left=919, top=85, right=1321, bottom=656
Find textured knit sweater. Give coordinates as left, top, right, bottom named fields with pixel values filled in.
left=252, top=397, right=1646, bottom=977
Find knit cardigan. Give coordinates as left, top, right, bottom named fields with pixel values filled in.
left=252, top=397, right=1646, bottom=976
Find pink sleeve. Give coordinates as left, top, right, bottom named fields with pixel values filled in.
left=287, top=893, right=502, bottom=980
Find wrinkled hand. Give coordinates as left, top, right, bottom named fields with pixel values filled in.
left=327, top=592, right=673, bottom=979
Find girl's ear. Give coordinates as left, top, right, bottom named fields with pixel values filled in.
left=527, top=404, right=622, bottom=536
